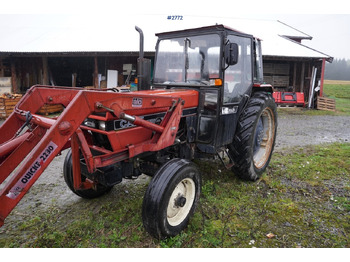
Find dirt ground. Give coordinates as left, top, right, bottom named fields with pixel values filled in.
left=1, top=110, right=350, bottom=235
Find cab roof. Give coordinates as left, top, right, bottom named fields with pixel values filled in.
left=155, top=24, right=254, bottom=39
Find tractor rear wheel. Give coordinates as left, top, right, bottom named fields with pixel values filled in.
left=63, top=149, right=113, bottom=199
left=142, top=158, right=201, bottom=239
left=229, top=92, right=277, bottom=181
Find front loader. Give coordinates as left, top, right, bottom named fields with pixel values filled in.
left=0, top=25, right=277, bottom=239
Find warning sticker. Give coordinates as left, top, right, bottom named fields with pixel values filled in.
left=6, top=141, right=58, bottom=200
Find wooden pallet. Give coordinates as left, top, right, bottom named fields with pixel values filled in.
left=317, top=96, right=336, bottom=111
left=0, top=95, right=22, bottom=118
left=37, top=104, right=64, bottom=115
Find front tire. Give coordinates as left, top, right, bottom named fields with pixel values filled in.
left=142, top=158, right=201, bottom=239
left=229, top=92, right=277, bottom=181
left=63, top=149, right=113, bottom=199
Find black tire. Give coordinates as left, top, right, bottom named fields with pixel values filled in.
left=229, top=92, right=277, bottom=181
left=63, top=149, right=113, bottom=199
left=142, top=158, right=201, bottom=239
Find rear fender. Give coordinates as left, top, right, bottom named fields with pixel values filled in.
left=253, top=83, right=274, bottom=94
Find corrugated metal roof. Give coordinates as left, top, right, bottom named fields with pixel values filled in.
left=0, top=14, right=332, bottom=61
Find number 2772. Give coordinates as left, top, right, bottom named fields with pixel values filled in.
left=167, top=16, right=183, bottom=20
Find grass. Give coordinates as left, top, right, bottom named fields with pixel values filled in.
left=322, top=80, right=350, bottom=115
left=0, top=142, right=349, bottom=248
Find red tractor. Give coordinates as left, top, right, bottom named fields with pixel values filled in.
left=0, top=25, right=277, bottom=239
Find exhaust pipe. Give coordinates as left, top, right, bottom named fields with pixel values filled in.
left=135, top=26, right=144, bottom=59
left=135, top=26, right=151, bottom=91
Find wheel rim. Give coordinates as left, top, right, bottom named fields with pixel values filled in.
left=253, top=107, right=275, bottom=169
left=167, top=177, right=196, bottom=227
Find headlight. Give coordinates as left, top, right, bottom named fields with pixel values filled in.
left=83, top=119, right=96, bottom=128
left=221, top=106, right=237, bottom=115
left=98, top=121, right=106, bottom=130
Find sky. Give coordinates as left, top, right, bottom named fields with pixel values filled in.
left=254, top=14, right=350, bottom=60
left=1, top=0, right=350, bottom=59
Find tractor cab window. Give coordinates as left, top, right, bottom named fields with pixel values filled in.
left=154, top=34, right=221, bottom=85
left=224, top=36, right=252, bottom=104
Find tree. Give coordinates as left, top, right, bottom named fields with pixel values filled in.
left=325, top=58, right=350, bottom=80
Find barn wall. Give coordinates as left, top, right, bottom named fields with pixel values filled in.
left=262, top=57, right=324, bottom=101
left=0, top=53, right=324, bottom=102
left=0, top=53, right=154, bottom=92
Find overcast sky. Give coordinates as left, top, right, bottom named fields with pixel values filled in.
left=251, top=14, right=350, bottom=60
left=1, top=0, right=350, bottom=60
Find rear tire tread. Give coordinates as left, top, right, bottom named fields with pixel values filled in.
left=229, top=92, right=277, bottom=181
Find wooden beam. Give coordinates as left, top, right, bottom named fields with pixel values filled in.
left=319, top=58, right=326, bottom=97
left=11, top=59, right=18, bottom=93
left=300, top=62, right=305, bottom=93
left=0, top=58, right=4, bottom=77
left=42, top=56, right=49, bottom=85
left=93, top=56, right=99, bottom=88
left=293, top=61, right=297, bottom=92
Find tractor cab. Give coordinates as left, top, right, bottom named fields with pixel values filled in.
left=152, top=25, right=265, bottom=152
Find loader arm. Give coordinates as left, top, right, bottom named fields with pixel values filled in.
left=0, top=85, right=198, bottom=227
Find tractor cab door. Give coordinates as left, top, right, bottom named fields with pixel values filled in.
left=218, top=35, right=253, bottom=146
left=196, top=35, right=253, bottom=150
left=196, top=88, right=219, bottom=147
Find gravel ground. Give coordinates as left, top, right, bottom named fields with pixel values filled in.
left=275, top=113, right=350, bottom=151
left=1, top=111, right=350, bottom=233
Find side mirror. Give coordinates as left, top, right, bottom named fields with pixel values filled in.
left=225, top=43, right=239, bottom=66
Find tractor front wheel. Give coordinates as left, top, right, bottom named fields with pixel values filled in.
left=142, top=158, right=201, bottom=239
left=63, top=149, right=113, bottom=199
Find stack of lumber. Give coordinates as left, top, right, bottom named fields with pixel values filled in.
left=0, top=94, right=22, bottom=118
left=0, top=93, right=64, bottom=118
